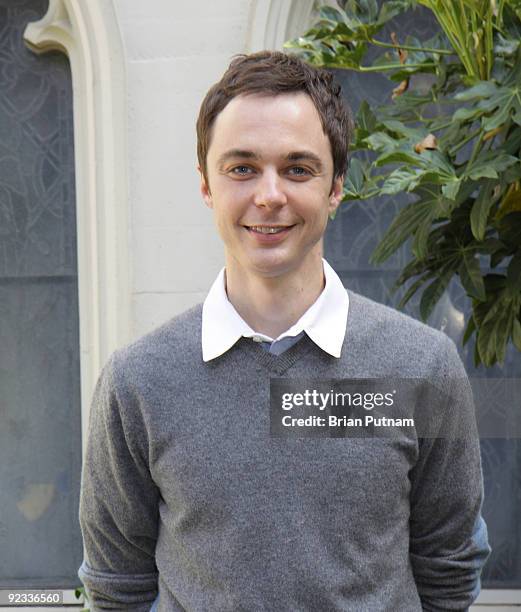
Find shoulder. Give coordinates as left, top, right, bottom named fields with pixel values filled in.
left=108, top=302, right=203, bottom=383
left=345, top=290, right=462, bottom=376
left=347, top=290, right=448, bottom=345
left=87, top=304, right=203, bottom=433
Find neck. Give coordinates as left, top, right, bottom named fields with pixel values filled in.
left=224, top=251, right=325, bottom=339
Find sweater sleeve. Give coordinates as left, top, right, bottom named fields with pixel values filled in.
left=408, top=337, right=491, bottom=611
left=78, top=353, right=160, bottom=611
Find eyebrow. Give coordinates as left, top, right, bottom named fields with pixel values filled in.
left=216, top=149, right=258, bottom=166
left=216, top=149, right=324, bottom=171
left=286, top=151, right=324, bottom=170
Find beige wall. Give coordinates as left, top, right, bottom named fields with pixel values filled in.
left=113, top=0, right=318, bottom=338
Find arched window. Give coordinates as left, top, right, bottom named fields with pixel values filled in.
left=0, top=0, right=82, bottom=589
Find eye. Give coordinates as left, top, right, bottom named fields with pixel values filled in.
left=230, top=165, right=253, bottom=176
left=288, top=166, right=312, bottom=177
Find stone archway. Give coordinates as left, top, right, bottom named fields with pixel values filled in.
left=24, top=0, right=131, bottom=444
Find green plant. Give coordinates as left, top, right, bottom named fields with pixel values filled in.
left=285, top=0, right=521, bottom=366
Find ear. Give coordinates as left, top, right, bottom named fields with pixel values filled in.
left=198, top=165, right=213, bottom=209
left=328, top=174, right=344, bottom=216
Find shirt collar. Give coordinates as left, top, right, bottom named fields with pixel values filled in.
left=201, top=258, right=349, bottom=362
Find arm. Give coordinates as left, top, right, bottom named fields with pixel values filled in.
left=78, top=353, right=160, bottom=611
left=409, top=338, right=491, bottom=611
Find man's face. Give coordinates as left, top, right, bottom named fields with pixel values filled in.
left=199, top=92, right=343, bottom=279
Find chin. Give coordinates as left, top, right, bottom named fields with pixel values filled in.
left=247, top=257, right=301, bottom=278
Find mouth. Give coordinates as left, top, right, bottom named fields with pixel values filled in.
left=243, top=224, right=296, bottom=243
left=244, top=224, right=296, bottom=234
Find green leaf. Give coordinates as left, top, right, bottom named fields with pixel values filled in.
left=464, top=152, right=518, bottom=181
left=459, top=251, right=486, bottom=301
left=345, top=0, right=379, bottom=23
left=362, top=0, right=379, bottom=20
left=504, top=3, right=521, bottom=37
left=437, top=120, right=467, bottom=151
left=500, top=161, right=521, bottom=184
left=479, top=84, right=521, bottom=130
left=376, top=149, right=459, bottom=198
left=397, top=273, right=434, bottom=308
left=507, top=252, right=521, bottom=291
left=494, top=33, right=520, bottom=56
left=476, top=238, right=505, bottom=255
left=483, top=274, right=508, bottom=296
left=505, top=0, right=521, bottom=19
left=336, top=0, right=396, bottom=39
left=391, top=92, right=434, bottom=110
left=319, top=5, right=347, bottom=23
left=356, top=100, right=377, bottom=138
left=374, top=149, right=421, bottom=167
left=379, top=120, right=426, bottom=141
left=420, top=272, right=452, bottom=321
left=452, top=107, right=484, bottom=122
left=412, top=216, right=433, bottom=260
left=496, top=306, right=514, bottom=364
left=371, top=198, right=435, bottom=263
left=491, top=246, right=511, bottom=268
left=497, top=185, right=521, bottom=219
left=473, top=335, right=482, bottom=367
left=343, top=157, right=366, bottom=198
left=475, top=293, right=518, bottom=365
left=470, top=181, right=496, bottom=241
left=377, top=0, right=412, bottom=24
left=421, top=150, right=457, bottom=179
left=357, top=100, right=376, bottom=130
left=476, top=301, right=502, bottom=366
left=468, top=167, right=499, bottom=180
left=462, top=315, right=476, bottom=346
left=394, top=256, right=431, bottom=288
left=442, top=179, right=462, bottom=200
left=380, top=167, right=421, bottom=194
left=364, top=132, right=397, bottom=153
left=374, top=185, right=452, bottom=264
left=513, top=317, right=521, bottom=351
left=454, top=81, right=498, bottom=102
left=497, top=212, right=521, bottom=247
left=283, top=25, right=367, bottom=70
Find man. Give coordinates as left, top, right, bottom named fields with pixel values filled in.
left=78, top=51, right=490, bottom=611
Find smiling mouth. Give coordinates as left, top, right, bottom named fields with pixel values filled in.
left=244, top=225, right=296, bottom=234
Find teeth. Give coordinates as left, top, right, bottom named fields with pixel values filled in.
left=249, top=226, right=288, bottom=234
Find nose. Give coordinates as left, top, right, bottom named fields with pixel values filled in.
left=253, top=169, right=287, bottom=209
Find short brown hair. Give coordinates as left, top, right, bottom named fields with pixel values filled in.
left=196, top=50, right=352, bottom=187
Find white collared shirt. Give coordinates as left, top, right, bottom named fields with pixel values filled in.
left=202, top=258, right=349, bottom=362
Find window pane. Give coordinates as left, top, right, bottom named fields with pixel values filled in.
left=0, top=0, right=82, bottom=588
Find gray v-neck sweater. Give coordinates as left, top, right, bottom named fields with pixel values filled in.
left=78, top=290, right=490, bottom=611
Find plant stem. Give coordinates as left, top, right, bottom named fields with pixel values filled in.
left=368, top=37, right=454, bottom=55
left=430, top=119, right=457, bottom=132
left=485, top=2, right=494, bottom=79
left=449, top=127, right=482, bottom=154
left=323, top=62, right=435, bottom=72
left=468, top=131, right=485, bottom=167
left=424, top=0, right=479, bottom=79
left=497, top=0, right=506, bottom=29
